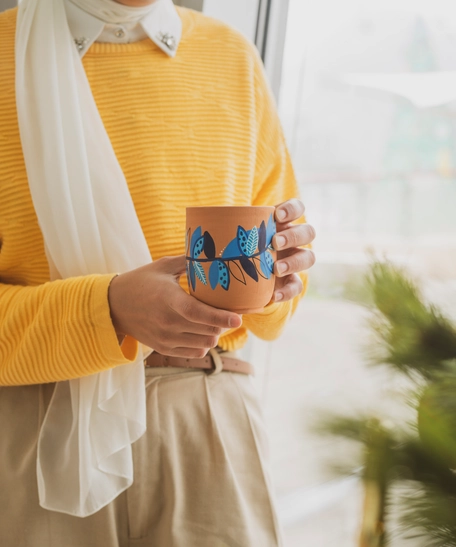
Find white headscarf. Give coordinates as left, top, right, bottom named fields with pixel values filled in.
left=15, top=0, right=158, bottom=517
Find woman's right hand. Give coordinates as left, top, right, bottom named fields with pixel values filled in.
left=108, top=255, right=242, bottom=358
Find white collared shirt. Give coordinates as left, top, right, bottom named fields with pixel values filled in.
left=64, top=0, right=182, bottom=58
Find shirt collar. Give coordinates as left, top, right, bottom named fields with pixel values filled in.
left=64, top=0, right=182, bottom=58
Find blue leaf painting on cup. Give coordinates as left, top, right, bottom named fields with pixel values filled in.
left=186, top=213, right=276, bottom=291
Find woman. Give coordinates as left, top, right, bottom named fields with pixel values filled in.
left=0, top=0, right=315, bottom=545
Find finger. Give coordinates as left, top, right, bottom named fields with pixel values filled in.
left=159, top=313, right=225, bottom=338
left=172, top=294, right=243, bottom=330
left=272, top=273, right=303, bottom=303
left=160, top=308, right=226, bottom=336
left=275, top=198, right=305, bottom=223
left=182, top=322, right=225, bottom=336
left=273, top=224, right=316, bottom=251
left=275, top=248, right=315, bottom=277
left=160, top=331, right=220, bottom=351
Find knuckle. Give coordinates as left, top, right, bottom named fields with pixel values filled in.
left=207, top=335, right=219, bottom=348
left=180, top=299, right=195, bottom=320
left=288, top=198, right=304, bottom=218
left=290, top=254, right=301, bottom=272
left=289, top=229, right=300, bottom=247
left=294, top=275, right=304, bottom=293
left=306, top=249, right=316, bottom=267
left=283, top=275, right=302, bottom=300
left=295, top=198, right=306, bottom=216
left=293, top=253, right=306, bottom=273
left=306, top=224, right=316, bottom=241
left=282, top=202, right=293, bottom=218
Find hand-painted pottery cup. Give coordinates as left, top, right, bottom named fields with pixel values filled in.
left=186, top=206, right=277, bottom=314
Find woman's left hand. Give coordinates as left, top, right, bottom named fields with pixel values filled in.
left=271, top=198, right=316, bottom=303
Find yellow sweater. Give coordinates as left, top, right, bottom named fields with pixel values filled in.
left=0, top=7, right=306, bottom=386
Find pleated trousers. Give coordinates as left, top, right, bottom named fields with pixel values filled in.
left=0, top=360, right=283, bottom=547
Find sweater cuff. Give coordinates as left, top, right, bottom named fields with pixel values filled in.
left=90, top=274, right=139, bottom=365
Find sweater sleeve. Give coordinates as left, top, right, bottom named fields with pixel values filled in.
left=0, top=274, right=138, bottom=386
left=241, top=45, right=309, bottom=341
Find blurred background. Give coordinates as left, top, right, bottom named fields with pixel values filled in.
left=2, top=0, right=456, bottom=544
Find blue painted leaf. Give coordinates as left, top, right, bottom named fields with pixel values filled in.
left=209, top=260, right=219, bottom=289
left=258, top=221, right=266, bottom=252
left=193, top=235, right=205, bottom=259
left=266, top=214, right=276, bottom=248
left=237, top=226, right=250, bottom=256
left=222, top=237, right=240, bottom=258
left=228, top=260, right=246, bottom=285
left=194, top=261, right=207, bottom=285
left=189, top=261, right=196, bottom=291
left=240, top=256, right=258, bottom=282
left=260, top=252, right=273, bottom=279
left=245, top=226, right=258, bottom=257
left=190, top=226, right=202, bottom=258
left=265, top=251, right=274, bottom=273
left=203, top=231, right=216, bottom=259
left=217, top=260, right=230, bottom=290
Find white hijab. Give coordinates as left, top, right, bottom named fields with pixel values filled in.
left=15, top=0, right=159, bottom=517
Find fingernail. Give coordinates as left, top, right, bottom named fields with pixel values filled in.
left=276, top=208, right=286, bottom=221
left=275, top=235, right=286, bottom=249
left=276, top=262, right=288, bottom=275
left=275, top=292, right=283, bottom=301
left=229, top=316, right=241, bottom=328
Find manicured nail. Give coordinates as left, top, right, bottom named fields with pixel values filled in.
left=229, top=315, right=242, bottom=328
left=275, top=235, right=286, bottom=249
left=275, top=292, right=283, bottom=301
left=276, top=262, right=288, bottom=275
left=276, top=208, right=286, bottom=221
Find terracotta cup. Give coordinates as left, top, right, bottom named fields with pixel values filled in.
left=186, top=206, right=277, bottom=314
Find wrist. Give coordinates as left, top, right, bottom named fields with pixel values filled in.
left=108, top=274, right=126, bottom=337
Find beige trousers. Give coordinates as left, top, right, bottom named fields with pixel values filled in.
left=0, top=361, right=283, bottom=547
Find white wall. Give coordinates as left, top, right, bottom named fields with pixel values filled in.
left=202, top=0, right=260, bottom=43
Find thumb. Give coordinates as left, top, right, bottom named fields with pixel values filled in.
left=160, top=254, right=187, bottom=276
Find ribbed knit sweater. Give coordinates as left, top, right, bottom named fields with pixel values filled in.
left=0, top=6, right=307, bottom=386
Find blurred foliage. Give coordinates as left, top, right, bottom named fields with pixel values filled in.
left=315, top=261, right=456, bottom=546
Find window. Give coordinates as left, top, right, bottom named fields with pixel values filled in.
left=264, top=0, right=456, bottom=544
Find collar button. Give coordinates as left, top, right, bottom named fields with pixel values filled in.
left=157, top=32, right=176, bottom=51
left=74, top=37, right=88, bottom=52
left=114, top=28, right=126, bottom=39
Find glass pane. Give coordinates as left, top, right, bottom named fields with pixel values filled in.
left=267, top=0, right=456, bottom=544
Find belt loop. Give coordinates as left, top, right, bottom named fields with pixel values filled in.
left=207, top=348, right=223, bottom=375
